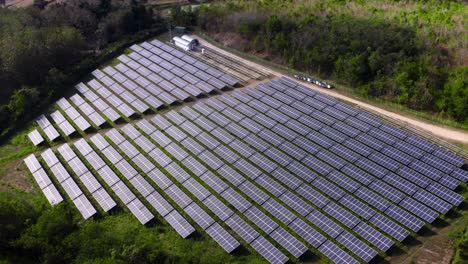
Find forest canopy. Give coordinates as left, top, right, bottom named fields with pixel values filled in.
left=0, top=0, right=162, bottom=140
left=189, top=0, right=468, bottom=124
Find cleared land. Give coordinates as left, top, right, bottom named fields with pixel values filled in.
left=17, top=37, right=468, bottom=264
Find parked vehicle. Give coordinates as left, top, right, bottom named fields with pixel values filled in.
left=294, top=74, right=333, bottom=89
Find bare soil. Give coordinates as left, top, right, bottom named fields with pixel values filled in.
left=1, top=158, right=32, bottom=192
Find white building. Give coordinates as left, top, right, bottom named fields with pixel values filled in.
left=173, top=37, right=193, bottom=51
left=181, top=35, right=199, bottom=46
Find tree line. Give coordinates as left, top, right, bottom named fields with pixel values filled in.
left=0, top=0, right=162, bottom=140
left=188, top=0, right=467, bottom=125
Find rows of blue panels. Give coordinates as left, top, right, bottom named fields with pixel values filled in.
left=169, top=104, right=380, bottom=262
left=167, top=79, right=466, bottom=262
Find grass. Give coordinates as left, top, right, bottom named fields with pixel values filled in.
left=197, top=32, right=468, bottom=131
left=0, top=126, right=41, bottom=183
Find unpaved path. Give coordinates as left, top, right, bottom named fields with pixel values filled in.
left=194, top=35, right=468, bottom=144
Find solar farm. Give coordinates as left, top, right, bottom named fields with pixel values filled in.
left=23, top=38, right=467, bottom=264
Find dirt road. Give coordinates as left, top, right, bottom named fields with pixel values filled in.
left=194, top=35, right=468, bottom=144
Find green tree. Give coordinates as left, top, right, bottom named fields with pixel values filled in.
left=7, top=87, right=40, bottom=121
left=265, top=15, right=282, bottom=40
left=436, top=67, right=468, bottom=123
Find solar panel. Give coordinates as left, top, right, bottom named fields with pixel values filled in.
left=353, top=222, right=393, bottom=252
left=385, top=205, right=424, bottom=232
left=284, top=119, right=310, bottom=136
left=165, top=143, right=189, bottom=161
left=92, top=187, right=117, bottom=212
left=203, top=195, right=233, bottom=221
left=311, top=177, right=345, bottom=201
left=182, top=154, right=207, bottom=176
left=402, top=134, right=434, bottom=152
left=67, top=156, right=88, bottom=177
left=90, top=134, right=109, bottom=151
left=72, top=194, right=97, bottom=220
left=206, top=223, right=240, bottom=253
left=270, top=227, right=308, bottom=258
left=451, top=168, right=468, bottom=182
left=318, top=240, right=359, bottom=264
left=336, top=230, right=377, bottom=262
left=110, top=180, right=136, bottom=205
left=42, top=184, right=64, bottom=206
left=369, top=213, right=409, bottom=241
left=127, top=198, right=154, bottom=225
left=61, top=177, right=83, bottom=200
left=49, top=163, right=71, bottom=183
left=355, top=133, right=385, bottom=151
left=295, top=184, right=329, bottom=208
left=73, top=116, right=91, bottom=131
left=355, top=158, right=389, bottom=179
left=24, top=154, right=42, bottom=173
left=220, top=187, right=251, bottom=212
left=255, top=174, right=286, bottom=197
left=42, top=125, right=60, bottom=141
left=28, top=129, right=44, bottom=146
left=339, top=195, right=375, bottom=220
left=166, top=185, right=192, bottom=209
left=399, top=197, right=438, bottom=223
left=426, top=182, right=464, bottom=206
left=97, top=165, right=120, bottom=187
left=244, top=206, right=279, bottom=234
left=79, top=171, right=102, bottom=193
left=421, top=154, right=454, bottom=174
left=133, top=136, right=155, bottom=154
left=288, top=218, right=327, bottom=248
left=41, top=149, right=60, bottom=167
left=410, top=159, right=446, bottom=182
left=323, top=202, right=360, bottom=229
left=262, top=198, right=296, bottom=225
left=394, top=167, right=430, bottom=189
left=183, top=177, right=211, bottom=201
left=432, top=147, right=465, bottom=167
left=128, top=174, right=154, bottom=198
left=305, top=130, right=335, bottom=149
left=184, top=202, right=215, bottom=230
left=31, top=168, right=53, bottom=189
left=306, top=209, right=343, bottom=238
left=316, top=150, right=347, bottom=170
left=368, top=180, right=404, bottom=203
left=279, top=191, right=313, bottom=216
left=286, top=161, right=318, bottom=183
left=225, top=214, right=260, bottom=243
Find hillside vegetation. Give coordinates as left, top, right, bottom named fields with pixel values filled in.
left=0, top=187, right=251, bottom=263
left=0, top=0, right=162, bottom=141
left=178, top=0, right=467, bottom=125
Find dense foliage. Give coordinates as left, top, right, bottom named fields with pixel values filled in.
left=0, top=189, right=252, bottom=264
left=192, top=0, right=467, bottom=124
left=0, top=0, right=161, bottom=140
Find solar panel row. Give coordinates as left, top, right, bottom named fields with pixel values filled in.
left=55, top=97, right=92, bottom=132
left=35, top=114, right=60, bottom=141
left=38, top=149, right=96, bottom=219
left=169, top=82, right=464, bottom=260
left=24, top=154, right=63, bottom=205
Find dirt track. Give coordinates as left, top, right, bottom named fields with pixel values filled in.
left=194, top=35, right=468, bottom=144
